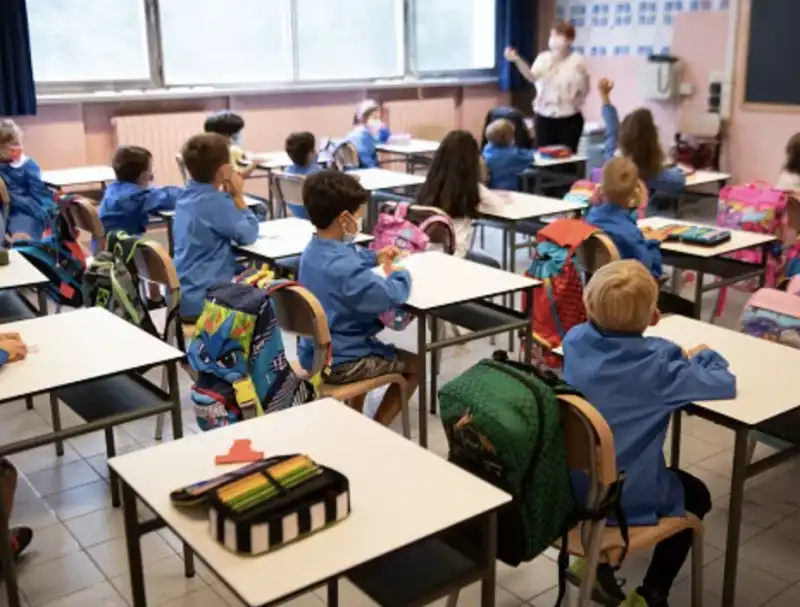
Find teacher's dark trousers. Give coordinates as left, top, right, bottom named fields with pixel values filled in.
left=534, top=112, right=584, bottom=153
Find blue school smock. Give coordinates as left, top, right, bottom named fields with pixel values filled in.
left=586, top=202, right=664, bottom=279
left=99, top=181, right=182, bottom=235
left=297, top=236, right=410, bottom=370
left=563, top=322, right=736, bottom=525
left=482, top=144, right=535, bottom=190
left=346, top=124, right=391, bottom=168
left=0, top=157, right=56, bottom=239
left=283, top=163, right=322, bottom=219
left=173, top=181, right=259, bottom=319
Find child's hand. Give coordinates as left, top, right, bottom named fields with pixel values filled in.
left=504, top=47, right=520, bottom=62
left=376, top=246, right=400, bottom=267
left=647, top=229, right=670, bottom=242
left=0, top=337, right=27, bottom=362
left=598, top=78, right=614, bottom=99
left=685, top=344, right=710, bottom=358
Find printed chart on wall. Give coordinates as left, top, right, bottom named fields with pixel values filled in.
left=555, top=1, right=730, bottom=58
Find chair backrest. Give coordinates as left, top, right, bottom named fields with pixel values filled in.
left=0, top=177, right=9, bottom=206
left=333, top=141, right=360, bottom=170
left=577, top=232, right=620, bottom=275
left=175, top=153, right=188, bottom=184
left=131, top=239, right=182, bottom=344
left=62, top=196, right=105, bottom=252
left=271, top=172, right=306, bottom=217
left=269, top=284, right=331, bottom=378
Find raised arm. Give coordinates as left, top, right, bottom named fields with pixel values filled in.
left=504, top=47, right=540, bottom=85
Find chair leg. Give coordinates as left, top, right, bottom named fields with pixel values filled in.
left=399, top=384, right=410, bottom=439
left=444, top=591, right=459, bottom=607
left=479, top=225, right=486, bottom=249
left=745, top=432, right=758, bottom=465
left=690, top=528, right=704, bottom=607
left=577, top=521, right=606, bottom=607
left=155, top=365, right=168, bottom=441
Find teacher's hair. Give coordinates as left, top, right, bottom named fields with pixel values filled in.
left=416, top=130, right=482, bottom=220
left=619, top=108, right=664, bottom=182
left=552, top=20, right=576, bottom=41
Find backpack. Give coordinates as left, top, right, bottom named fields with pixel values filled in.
left=369, top=202, right=455, bottom=330
left=187, top=281, right=316, bottom=431
left=523, top=219, right=598, bottom=367
left=714, top=183, right=788, bottom=316
left=563, top=179, right=597, bottom=208
left=83, top=231, right=160, bottom=337
left=439, top=352, right=626, bottom=607
left=12, top=210, right=86, bottom=307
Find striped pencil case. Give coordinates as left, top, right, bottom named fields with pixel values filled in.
left=206, top=454, right=350, bottom=555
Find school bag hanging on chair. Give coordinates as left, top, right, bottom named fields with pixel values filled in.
left=83, top=231, right=161, bottom=337
left=522, top=218, right=598, bottom=368
left=187, top=280, right=316, bottom=431
left=438, top=351, right=628, bottom=607
left=369, top=202, right=455, bottom=330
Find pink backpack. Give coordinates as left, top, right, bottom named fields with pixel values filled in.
left=369, top=202, right=455, bottom=330
left=714, top=183, right=788, bottom=316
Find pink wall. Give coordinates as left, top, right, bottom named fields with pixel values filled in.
left=7, top=86, right=506, bottom=176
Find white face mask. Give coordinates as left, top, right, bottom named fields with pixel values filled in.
left=548, top=34, right=568, bottom=54
left=341, top=214, right=363, bottom=243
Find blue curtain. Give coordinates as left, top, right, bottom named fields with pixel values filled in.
left=496, top=0, right=537, bottom=92
left=0, top=0, right=37, bottom=116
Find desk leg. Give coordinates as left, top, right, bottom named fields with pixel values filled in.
left=122, top=481, right=147, bottom=607
left=37, top=288, right=48, bottom=316
left=430, top=316, right=439, bottom=417
left=168, top=361, right=184, bottom=441
left=166, top=217, right=174, bottom=258
left=693, top=271, right=704, bottom=319
left=327, top=579, right=339, bottom=607
left=49, top=393, right=64, bottom=457
left=722, top=427, right=749, bottom=607
left=508, top=221, right=517, bottom=352
left=669, top=411, right=682, bottom=468
left=523, top=287, right=534, bottom=365
left=759, top=244, right=770, bottom=288
left=417, top=314, right=429, bottom=446
left=481, top=511, right=498, bottom=607
left=0, top=484, right=21, bottom=607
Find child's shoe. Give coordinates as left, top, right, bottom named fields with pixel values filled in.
left=565, top=558, right=626, bottom=606
left=621, top=588, right=669, bottom=607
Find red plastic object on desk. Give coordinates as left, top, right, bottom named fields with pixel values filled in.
left=215, top=439, right=264, bottom=465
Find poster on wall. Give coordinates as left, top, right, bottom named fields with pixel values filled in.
left=555, top=0, right=729, bottom=57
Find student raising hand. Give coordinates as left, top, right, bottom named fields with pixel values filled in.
left=0, top=333, right=28, bottom=363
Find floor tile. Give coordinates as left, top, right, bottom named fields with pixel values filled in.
left=63, top=506, right=125, bottom=548
left=66, top=428, right=140, bottom=459
left=702, top=507, right=764, bottom=551
left=768, top=510, right=800, bottom=542
left=427, top=582, right=524, bottom=607
left=9, top=443, right=83, bottom=476
left=497, top=555, right=559, bottom=601
left=18, top=550, right=105, bottom=606
left=162, top=587, right=229, bottom=607
left=703, top=558, right=788, bottom=607
left=26, top=460, right=102, bottom=497
left=740, top=528, right=800, bottom=583
left=215, top=581, right=324, bottom=606
left=87, top=531, right=175, bottom=579
left=11, top=496, right=60, bottom=531
left=713, top=489, right=798, bottom=529
left=20, top=522, right=82, bottom=569
left=683, top=465, right=733, bottom=500
left=768, top=585, right=800, bottom=607
left=111, top=554, right=207, bottom=607
left=84, top=444, right=142, bottom=480
left=38, top=581, right=127, bottom=607
left=43, top=480, right=111, bottom=521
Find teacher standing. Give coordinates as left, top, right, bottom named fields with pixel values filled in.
left=505, top=21, right=589, bottom=153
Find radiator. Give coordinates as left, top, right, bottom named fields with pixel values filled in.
left=111, top=112, right=207, bottom=187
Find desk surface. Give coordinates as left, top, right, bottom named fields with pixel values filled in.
left=376, top=139, right=440, bottom=155
left=41, top=165, right=116, bottom=188
left=347, top=168, right=426, bottom=191
left=0, top=308, right=183, bottom=403
left=482, top=190, right=587, bottom=221
left=248, top=151, right=293, bottom=170
left=533, top=153, right=588, bottom=168
left=235, top=217, right=371, bottom=261
left=109, top=400, right=510, bottom=607
left=639, top=217, right=777, bottom=258
left=686, top=169, right=732, bottom=187
left=378, top=251, right=539, bottom=311
left=0, top=251, right=47, bottom=291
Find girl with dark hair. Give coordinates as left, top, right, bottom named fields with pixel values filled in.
left=777, top=133, right=800, bottom=192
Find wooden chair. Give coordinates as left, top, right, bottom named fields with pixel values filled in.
left=269, top=283, right=411, bottom=438
left=558, top=394, right=704, bottom=607
left=0, top=177, right=9, bottom=227
left=270, top=171, right=306, bottom=219
left=61, top=195, right=106, bottom=257
left=332, top=141, right=360, bottom=171
left=577, top=232, right=621, bottom=276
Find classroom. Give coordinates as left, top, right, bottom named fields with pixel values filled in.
left=1, top=0, right=800, bottom=606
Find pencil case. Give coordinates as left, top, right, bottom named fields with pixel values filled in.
left=666, top=226, right=731, bottom=246
left=206, top=454, right=351, bottom=555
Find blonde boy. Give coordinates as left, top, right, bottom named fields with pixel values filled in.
left=481, top=118, right=534, bottom=190
left=562, top=260, right=736, bottom=607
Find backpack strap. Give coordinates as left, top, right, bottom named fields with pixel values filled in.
left=394, top=202, right=410, bottom=220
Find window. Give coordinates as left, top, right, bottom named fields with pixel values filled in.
left=158, top=0, right=294, bottom=85
left=413, top=0, right=496, bottom=73
left=295, top=0, right=405, bottom=81
left=27, top=0, right=151, bottom=83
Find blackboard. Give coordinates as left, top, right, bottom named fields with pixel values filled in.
left=744, top=0, right=800, bottom=105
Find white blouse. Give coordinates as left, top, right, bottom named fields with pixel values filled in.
left=530, top=50, right=590, bottom=119
left=450, top=185, right=507, bottom=258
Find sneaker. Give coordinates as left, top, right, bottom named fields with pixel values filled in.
left=621, top=588, right=669, bottom=607
left=565, top=558, right=627, bottom=606
left=10, top=527, right=32, bottom=560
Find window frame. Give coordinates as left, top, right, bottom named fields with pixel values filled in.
left=32, top=0, right=497, bottom=96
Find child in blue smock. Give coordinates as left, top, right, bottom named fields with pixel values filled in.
left=283, top=132, right=323, bottom=219
left=563, top=260, right=736, bottom=607
left=345, top=99, right=391, bottom=168
left=173, top=133, right=259, bottom=321
left=0, top=120, right=57, bottom=241
left=598, top=79, right=685, bottom=207
left=297, top=170, right=419, bottom=426
left=99, top=146, right=182, bottom=235
left=482, top=118, right=535, bottom=190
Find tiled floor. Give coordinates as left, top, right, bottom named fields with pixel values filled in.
left=5, top=199, right=800, bottom=607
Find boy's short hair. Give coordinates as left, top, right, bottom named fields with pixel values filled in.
left=285, top=132, right=316, bottom=166
left=485, top=118, right=515, bottom=147
left=0, top=120, right=21, bottom=146
left=203, top=112, right=245, bottom=138
left=584, top=260, right=658, bottom=334
left=181, top=133, right=230, bottom=184
left=303, top=170, right=369, bottom=229
left=112, top=146, right=152, bottom=183
left=602, top=156, right=639, bottom=206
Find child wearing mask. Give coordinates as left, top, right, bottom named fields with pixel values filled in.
left=345, top=99, right=391, bottom=168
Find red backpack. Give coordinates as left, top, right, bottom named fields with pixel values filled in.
left=522, top=219, right=598, bottom=367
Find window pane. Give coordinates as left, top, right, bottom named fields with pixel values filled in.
left=295, top=0, right=404, bottom=81
left=27, top=0, right=150, bottom=82
left=415, top=0, right=496, bottom=72
left=159, top=0, right=293, bottom=85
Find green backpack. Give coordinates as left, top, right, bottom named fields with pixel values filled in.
left=439, top=352, right=626, bottom=606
